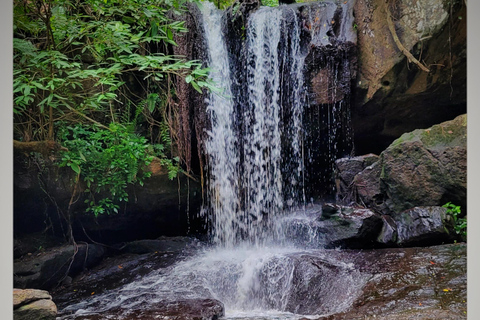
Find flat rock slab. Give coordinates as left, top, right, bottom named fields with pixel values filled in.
left=313, top=243, right=467, bottom=319
left=14, top=288, right=57, bottom=320
left=13, top=288, right=52, bottom=308
left=61, top=298, right=224, bottom=320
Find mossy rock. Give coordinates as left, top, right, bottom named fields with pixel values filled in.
left=381, top=114, right=466, bottom=214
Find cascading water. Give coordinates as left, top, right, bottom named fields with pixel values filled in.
left=57, top=2, right=359, bottom=319
left=201, top=1, right=241, bottom=246
left=203, top=3, right=310, bottom=247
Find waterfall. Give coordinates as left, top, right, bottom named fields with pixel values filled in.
left=201, top=3, right=312, bottom=247
left=200, top=2, right=241, bottom=247
left=56, top=3, right=359, bottom=319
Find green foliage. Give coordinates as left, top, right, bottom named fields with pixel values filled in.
left=14, top=0, right=214, bottom=216
left=13, top=0, right=215, bottom=141
left=443, top=202, right=466, bottom=238
left=58, top=123, right=178, bottom=216
left=261, top=0, right=279, bottom=7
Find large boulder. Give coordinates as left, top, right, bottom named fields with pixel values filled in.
left=13, top=288, right=57, bottom=320
left=352, top=0, right=466, bottom=154
left=351, top=114, right=466, bottom=215
left=394, top=206, right=452, bottom=246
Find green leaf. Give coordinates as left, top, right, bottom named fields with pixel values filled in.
left=191, top=80, right=202, bottom=93
left=69, top=162, right=81, bottom=174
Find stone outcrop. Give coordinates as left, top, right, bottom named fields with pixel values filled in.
left=52, top=242, right=466, bottom=320
left=14, top=289, right=57, bottom=320
left=14, top=153, right=203, bottom=244
left=333, top=115, right=466, bottom=247
left=352, top=0, right=466, bottom=154
left=14, top=243, right=105, bottom=290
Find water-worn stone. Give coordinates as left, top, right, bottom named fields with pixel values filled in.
left=351, top=114, right=466, bottom=215
left=352, top=161, right=387, bottom=213
left=52, top=242, right=466, bottom=320
left=62, top=298, right=225, bottom=320
left=13, top=288, right=52, bottom=308
left=14, top=243, right=105, bottom=290
left=311, top=243, right=467, bottom=320
left=335, top=154, right=379, bottom=204
left=282, top=204, right=383, bottom=249
left=376, top=215, right=397, bottom=245
left=394, top=206, right=452, bottom=246
left=14, top=288, right=57, bottom=320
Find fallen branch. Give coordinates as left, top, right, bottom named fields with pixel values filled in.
left=383, top=0, right=430, bottom=72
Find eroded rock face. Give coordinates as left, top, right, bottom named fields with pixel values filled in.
left=52, top=242, right=466, bottom=320
left=14, top=154, right=203, bottom=244
left=62, top=299, right=225, bottom=320
left=14, top=244, right=105, bottom=290
left=394, top=206, right=452, bottom=246
left=352, top=0, right=466, bottom=154
left=14, top=289, right=57, bottom=320
left=335, top=154, right=379, bottom=204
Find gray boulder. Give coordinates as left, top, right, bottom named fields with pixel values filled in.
left=394, top=206, right=453, bottom=246
left=13, top=288, right=57, bottom=320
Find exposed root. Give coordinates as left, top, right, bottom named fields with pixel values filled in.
left=383, top=0, right=430, bottom=72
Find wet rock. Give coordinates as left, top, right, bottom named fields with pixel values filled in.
left=313, top=243, right=467, bottom=319
left=63, top=298, right=224, bottom=320
left=52, top=243, right=466, bottom=320
left=282, top=204, right=382, bottom=249
left=14, top=288, right=57, bottom=320
left=394, top=206, right=453, bottom=246
left=352, top=161, right=388, bottom=213
left=14, top=243, right=105, bottom=290
left=376, top=215, right=397, bottom=245
left=335, top=154, right=379, bottom=204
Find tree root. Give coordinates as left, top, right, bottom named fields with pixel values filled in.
left=383, top=0, right=430, bottom=72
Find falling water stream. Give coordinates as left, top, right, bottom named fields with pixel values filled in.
left=58, top=1, right=358, bottom=319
